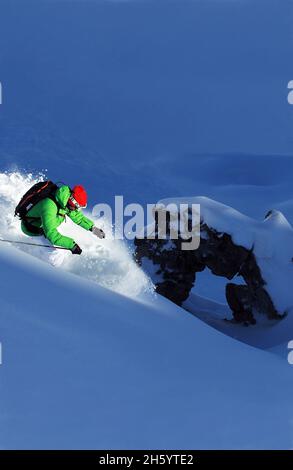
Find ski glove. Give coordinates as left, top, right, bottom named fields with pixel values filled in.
left=91, top=226, right=105, bottom=239
left=71, top=244, right=82, bottom=255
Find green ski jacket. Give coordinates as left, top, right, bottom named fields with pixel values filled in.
left=21, top=185, right=94, bottom=249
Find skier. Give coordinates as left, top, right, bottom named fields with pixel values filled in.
left=17, top=182, right=105, bottom=266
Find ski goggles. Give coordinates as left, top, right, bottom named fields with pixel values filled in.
left=68, top=196, right=87, bottom=211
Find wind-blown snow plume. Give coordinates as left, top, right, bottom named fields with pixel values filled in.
left=0, top=171, right=153, bottom=299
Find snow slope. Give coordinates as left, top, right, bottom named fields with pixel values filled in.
left=0, top=0, right=292, bottom=210
left=1, top=243, right=293, bottom=450
left=0, top=0, right=293, bottom=450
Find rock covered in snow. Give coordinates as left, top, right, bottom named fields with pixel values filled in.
left=135, top=197, right=293, bottom=324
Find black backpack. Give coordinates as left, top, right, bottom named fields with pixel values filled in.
left=15, top=180, right=58, bottom=220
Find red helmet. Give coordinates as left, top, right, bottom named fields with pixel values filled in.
left=68, top=185, right=88, bottom=210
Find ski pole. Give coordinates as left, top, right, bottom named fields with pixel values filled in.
left=0, top=238, right=71, bottom=250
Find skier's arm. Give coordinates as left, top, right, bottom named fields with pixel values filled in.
left=41, top=201, right=76, bottom=249
left=68, top=209, right=94, bottom=231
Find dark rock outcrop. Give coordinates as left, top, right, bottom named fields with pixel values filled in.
left=135, top=208, right=281, bottom=325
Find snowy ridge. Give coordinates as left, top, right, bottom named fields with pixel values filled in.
left=158, top=196, right=293, bottom=314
